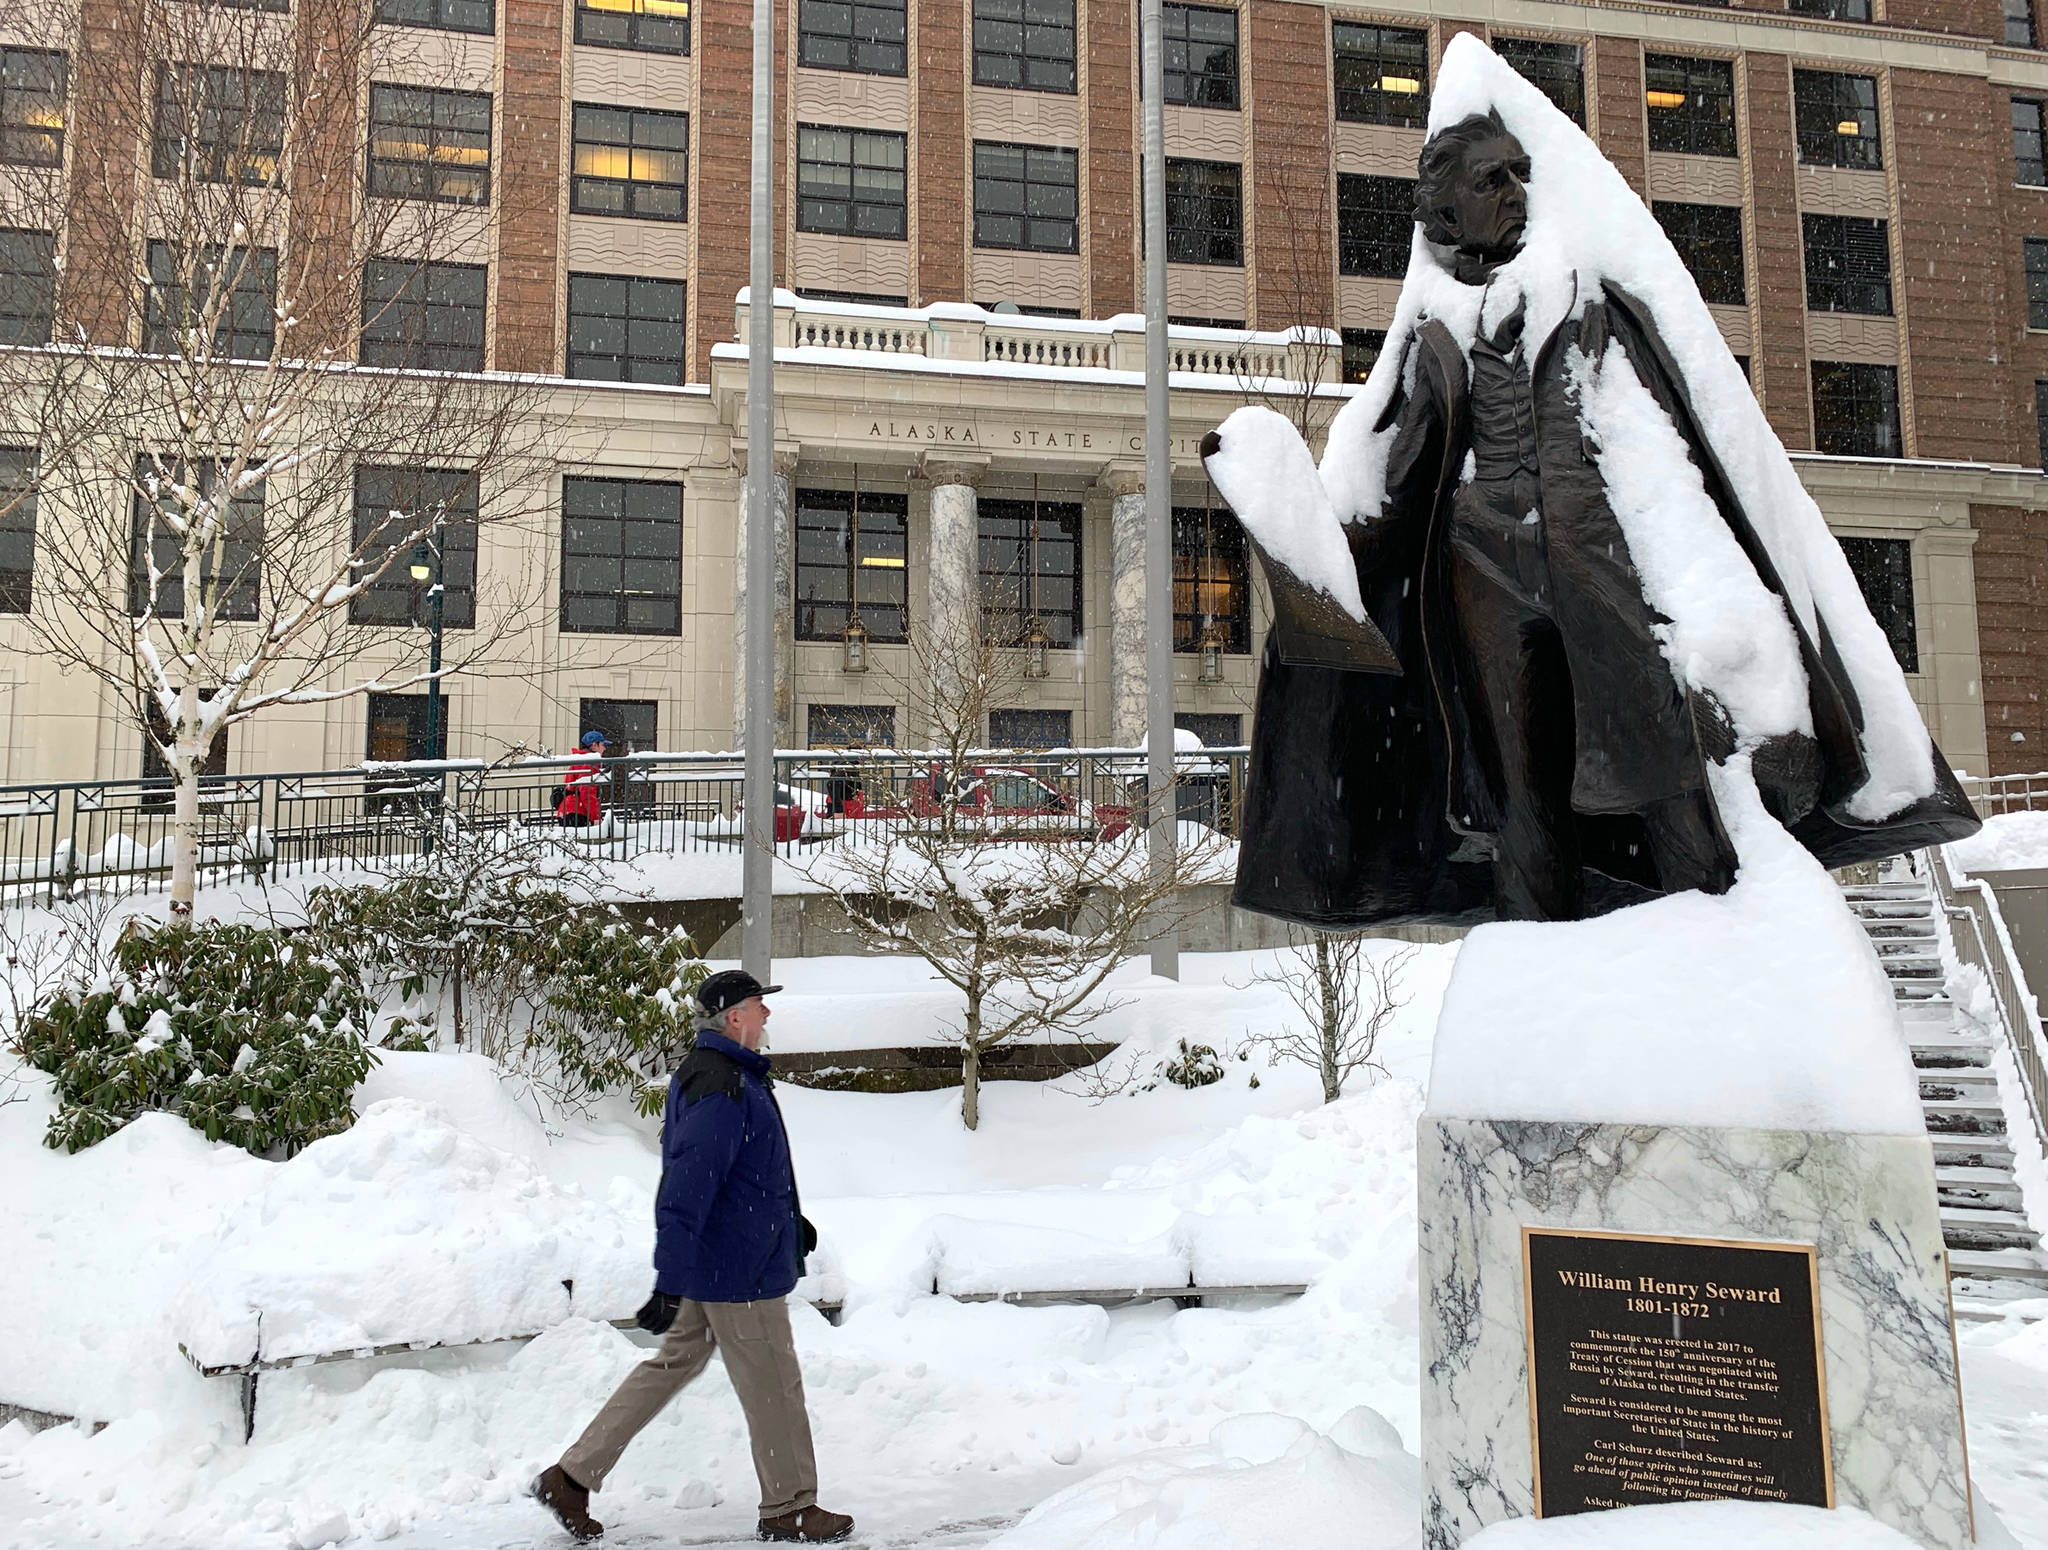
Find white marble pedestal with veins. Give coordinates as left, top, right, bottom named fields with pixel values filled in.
left=1418, top=1117, right=1970, bottom=1550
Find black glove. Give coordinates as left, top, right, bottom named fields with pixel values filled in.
left=635, top=1290, right=682, bottom=1334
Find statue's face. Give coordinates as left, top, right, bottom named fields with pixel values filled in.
left=1445, top=130, right=1531, bottom=260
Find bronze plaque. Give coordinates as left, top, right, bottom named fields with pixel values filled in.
left=1522, top=1227, right=1832, bottom=1518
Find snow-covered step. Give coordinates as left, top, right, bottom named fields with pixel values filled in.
left=1920, top=1100, right=2009, bottom=1136
left=1919, top=1071, right=2005, bottom=1105
left=1912, top=1035, right=1993, bottom=1071
left=1937, top=1167, right=2027, bottom=1214
left=1940, top=1206, right=2043, bottom=1253
left=1948, top=1248, right=2048, bottom=1288
left=1933, top=1135, right=2018, bottom=1171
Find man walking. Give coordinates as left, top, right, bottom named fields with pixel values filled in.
left=534, top=970, right=853, bottom=1543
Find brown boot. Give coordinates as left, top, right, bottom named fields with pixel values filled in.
left=757, top=1505, right=854, bottom=1543
left=533, top=1463, right=604, bottom=1541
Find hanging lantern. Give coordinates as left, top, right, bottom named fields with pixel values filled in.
left=843, top=612, right=871, bottom=673
left=1198, top=618, right=1225, bottom=682
left=1023, top=615, right=1051, bottom=678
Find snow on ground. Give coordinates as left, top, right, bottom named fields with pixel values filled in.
left=1, top=941, right=2045, bottom=1550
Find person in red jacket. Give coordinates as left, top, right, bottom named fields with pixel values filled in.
left=555, top=730, right=611, bottom=827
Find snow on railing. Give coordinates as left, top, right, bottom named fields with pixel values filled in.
left=1957, top=770, right=2048, bottom=817
left=736, top=288, right=1339, bottom=384
left=1927, top=845, right=2048, bottom=1155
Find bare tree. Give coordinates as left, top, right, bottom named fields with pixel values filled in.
left=1248, top=934, right=1413, bottom=1103
left=0, top=0, right=564, bottom=912
left=1240, top=155, right=1343, bottom=449
left=794, top=621, right=1229, bottom=1130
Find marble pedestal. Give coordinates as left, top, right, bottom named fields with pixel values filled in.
left=1419, top=1118, right=1970, bottom=1550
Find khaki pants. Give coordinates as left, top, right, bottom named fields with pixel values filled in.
left=560, top=1296, right=818, bottom=1519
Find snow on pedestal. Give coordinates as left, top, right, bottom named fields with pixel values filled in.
left=1418, top=769, right=1969, bottom=1550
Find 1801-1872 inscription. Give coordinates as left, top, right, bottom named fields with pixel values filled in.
left=1522, top=1227, right=1832, bottom=1519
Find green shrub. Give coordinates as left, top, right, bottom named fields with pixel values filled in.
left=1160, top=1038, right=1224, bottom=1089
left=14, top=921, right=377, bottom=1155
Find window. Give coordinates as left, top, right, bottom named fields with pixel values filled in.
left=1332, top=23, right=1428, bottom=128
left=1175, top=710, right=1240, bottom=746
left=973, top=0, right=1075, bottom=93
left=154, top=65, right=285, bottom=185
left=572, top=103, right=688, bottom=220
left=0, top=229, right=54, bottom=345
left=577, top=0, right=691, bottom=53
left=979, top=497, right=1081, bottom=647
left=799, top=287, right=909, bottom=306
left=142, top=697, right=229, bottom=784
left=2028, top=237, right=2048, bottom=328
left=1338, top=174, right=1414, bottom=278
left=377, top=0, right=494, bottom=29
left=973, top=142, right=1078, bottom=252
left=797, top=125, right=907, bottom=239
left=1168, top=312, right=1242, bottom=328
left=2037, top=380, right=2048, bottom=467
left=128, top=462, right=264, bottom=621
left=0, top=448, right=34, bottom=613
left=559, top=476, right=683, bottom=635
left=1838, top=536, right=1918, bottom=673
left=1794, top=70, right=1881, bottom=170
left=795, top=488, right=908, bottom=642
left=989, top=708, right=1072, bottom=749
left=1803, top=214, right=1891, bottom=315
left=1173, top=506, right=1249, bottom=653
left=566, top=273, right=686, bottom=383
left=799, top=0, right=907, bottom=75
left=1654, top=203, right=1745, bottom=306
left=365, top=693, right=447, bottom=763
left=1342, top=327, right=1386, bottom=384
left=360, top=259, right=487, bottom=370
left=144, top=243, right=277, bottom=361
left=0, top=48, right=64, bottom=168
left=2009, top=0, right=2038, bottom=48
left=1788, top=0, right=1870, bottom=16
left=1644, top=55, right=1736, bottom=158
left=2017, top=100, right=2046, bottom=186
left=1162, top=4, right=1237, bottom=109
left=580, top=698, right=658, bottom=753
left=1810, top=361, right=1901, bottom=458
left=1496, top=38, right=1583, bottom=127
left=350, top=466, right=479, bottom=628
left=367, top=83, right=492, bottom=204
left=1165, top=158, right=1242, bottom=266
left=808, top=703, right=895, bottom=747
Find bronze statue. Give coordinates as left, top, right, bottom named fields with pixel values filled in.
left=1201, top=109, right=1978, bottom=927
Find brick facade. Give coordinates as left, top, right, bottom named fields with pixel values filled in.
left=1592, top=38, right=1646, bottom=197
left=1742, top=54, right=1814, bottom=450
left=496, top=0, right=566, bottom=374
left=693, top=0, right=778, bottom=378
left=915, top=0, right=967, bottom=305
left=1086, top=0, right=1136, bottom=316
left=1972, top=504, right=2048, bottom=771
left=1247, top=0, right=1332, bottom=331
left=60, top=0, right=145, bottom=347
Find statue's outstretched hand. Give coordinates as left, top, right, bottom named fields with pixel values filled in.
left=1200, top=407, right=1400, bottom=675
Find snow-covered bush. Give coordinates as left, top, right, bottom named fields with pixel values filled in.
left=301, top=832, right=706, bottom=1113
left=1160, top=1038, right=1224, bottom=1089
left=13, top=921, right=377, bottom=1155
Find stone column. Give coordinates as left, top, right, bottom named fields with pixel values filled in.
left=919, top=454, right=988, bottom=731
left=733, top=447, right=797, bottom=751
left=1099, top=464, right=1149, bottom=747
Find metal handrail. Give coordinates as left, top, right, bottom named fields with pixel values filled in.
left=0, top=746, right=1251, bottom=906
left=1927, top=845, right=2048, bottom=1154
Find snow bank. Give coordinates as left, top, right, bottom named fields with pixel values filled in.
left=170, top=1099, right=651, bottom=1368
left=985, top=1410, right=1422, bottom=1550
left=1945, top=809, right=2048, bottom=876
left=1464, top=1500, right=1926, bottom=1549
left=1427, top=760, right=1922, bottom=1135
left=931, top=1218, right=1188, bottom=1296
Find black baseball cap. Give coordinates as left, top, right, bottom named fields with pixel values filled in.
left=697, top=969, right=783, bottom=1015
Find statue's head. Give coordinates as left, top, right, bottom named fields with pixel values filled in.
left=1415, top=110, right=1530, bottom=264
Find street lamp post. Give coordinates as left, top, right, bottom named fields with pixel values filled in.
left=409, top=539, right=445, bottom=763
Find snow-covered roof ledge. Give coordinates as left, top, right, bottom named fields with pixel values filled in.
left=731, top=288, right=1346, bottom=388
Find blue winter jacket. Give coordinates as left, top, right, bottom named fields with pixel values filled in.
left=652, top=1031, right=802, bottom=1303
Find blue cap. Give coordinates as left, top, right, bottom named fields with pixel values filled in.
left=580, top=729, right=612, bottom=749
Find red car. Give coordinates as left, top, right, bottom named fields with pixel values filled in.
left=837, top=765, right=1130, bottom=841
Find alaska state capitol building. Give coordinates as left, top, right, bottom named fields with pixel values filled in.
left=10, top=0, right=2048, bottom=781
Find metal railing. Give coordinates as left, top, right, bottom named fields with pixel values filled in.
left=1955, top=769, right=2048, bottom=816
left=0, top=746, right=1250, bottom=906
left=1927, top=844, right=2048, bottom=1154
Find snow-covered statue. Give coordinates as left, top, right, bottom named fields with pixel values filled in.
left=1201, top=37, right=1977, bottom=926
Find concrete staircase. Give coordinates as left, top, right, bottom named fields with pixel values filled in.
left=1843, top=879, right=2048, bottom=1316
